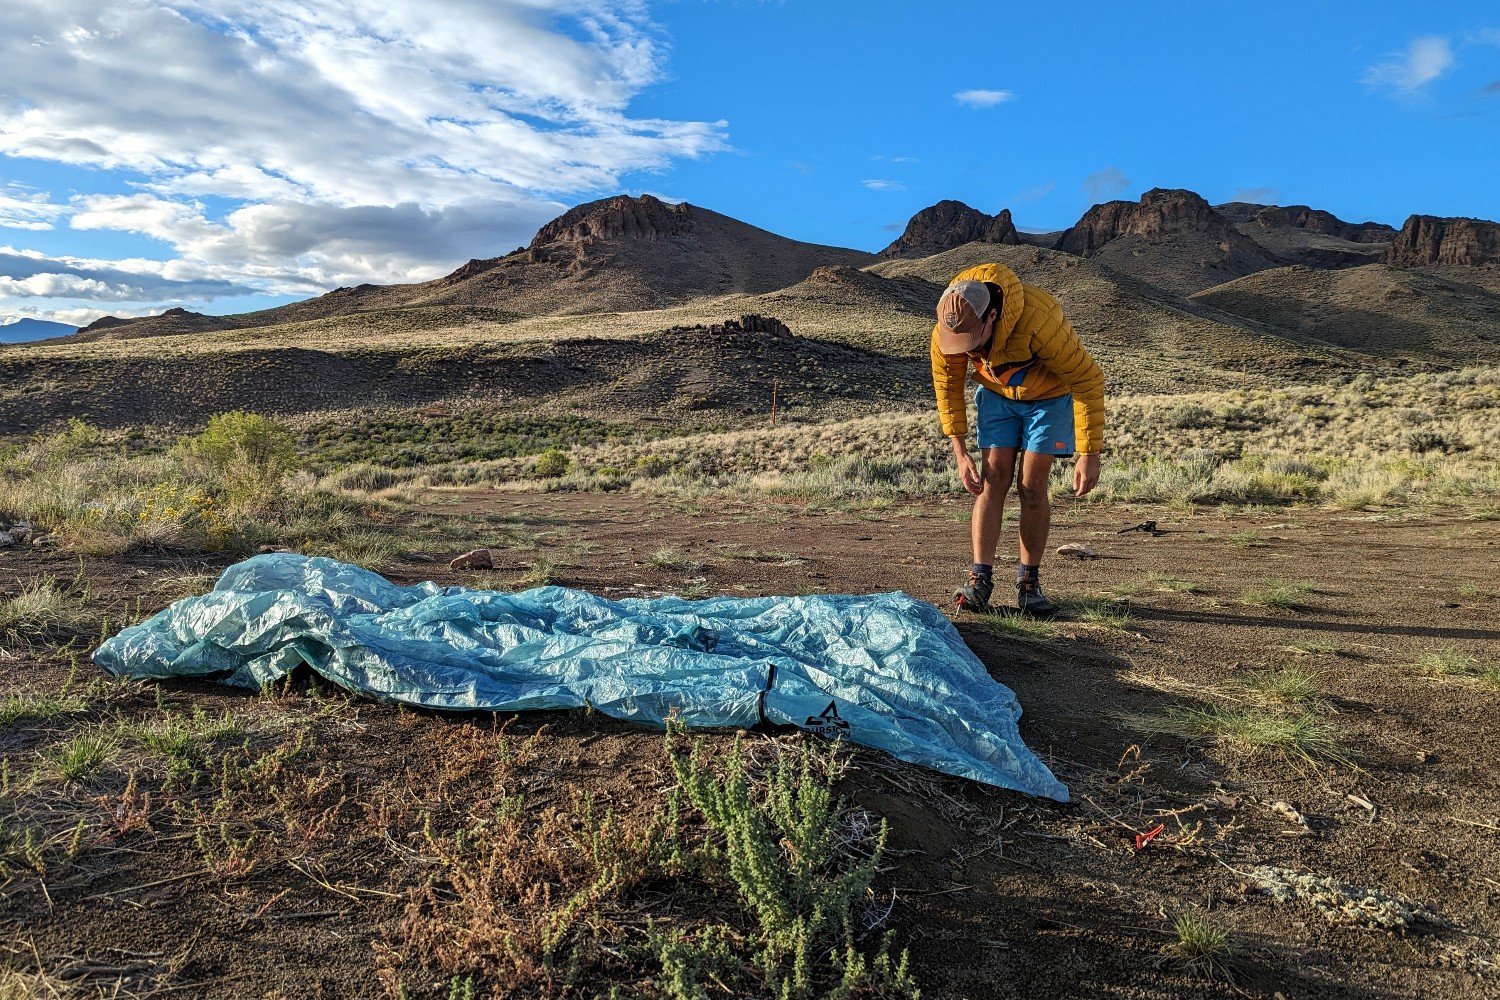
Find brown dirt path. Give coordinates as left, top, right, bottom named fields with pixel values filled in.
left=2, top=494, right=1497, bottom=998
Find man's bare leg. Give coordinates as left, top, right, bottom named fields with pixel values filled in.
left=971, top=447, right=1018, bottom=566
left=1016, top=451, right=1055, bottom=566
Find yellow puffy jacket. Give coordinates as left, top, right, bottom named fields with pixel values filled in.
left=930, top=263, right=1105, bottom=454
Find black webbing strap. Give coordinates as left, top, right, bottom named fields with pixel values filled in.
left=756, top=662, right=778, bottom=724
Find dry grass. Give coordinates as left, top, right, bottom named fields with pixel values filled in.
left=1166, top=910, right=1233, bottom=978
left=1157, top=705, right=1350, bottom=768
left=1240, top=580, right=1317, bottom=610
left=0, top=576, right=98, bottom=651
left=1416, top=646, right=1500, bottom=688
left=1240, top=667, right=1323, bottom=705
left=0, top=692, right=89, bottom=726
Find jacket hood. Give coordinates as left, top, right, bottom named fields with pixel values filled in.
left=947, top=263, right=1026, bottom=356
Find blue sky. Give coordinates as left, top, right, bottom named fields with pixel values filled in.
left=1, top=1, right=1496, bottom=328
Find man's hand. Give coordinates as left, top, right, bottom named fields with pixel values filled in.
left=952, top=437, right=983, bottom=496
left=1073, top=453, right=1101, bottom=497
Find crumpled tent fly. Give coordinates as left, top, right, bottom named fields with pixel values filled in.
left=93, top=554, right=1067, bottom=800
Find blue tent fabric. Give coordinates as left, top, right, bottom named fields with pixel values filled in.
left=93, top=554, right=1068, bottom=801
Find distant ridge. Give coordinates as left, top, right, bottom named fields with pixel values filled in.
left=1052, top=188, right=1280, bottom=295
left=0, top=318, right=77, bottom=344
left=76, top=307, right=231, bottom=341
left=41, top=190, right=1500, bottom=370
left=72, top=195, right=873, bottom=340
left=879, top=200, right=1018, bottom=259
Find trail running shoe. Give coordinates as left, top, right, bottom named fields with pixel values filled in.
left=953, top=571, right=994, bottom=613
left=1016, top=575, right=1059, bottom=617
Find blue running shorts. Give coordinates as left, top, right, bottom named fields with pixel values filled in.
left=974, top=387, right=1075, bottom=456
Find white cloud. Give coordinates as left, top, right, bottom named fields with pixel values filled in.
left=1082, top=169, right=1130, bottom=201
left=0, top=273, right=143, bottom=300
left=0, top=0, right=730, bottom=314
left=0, top=185, right=68, bottom=231
left=861, top=179, right=906, bottom=192
left=954, top=89, right=1015, bottom=108
left=1362, top=35, right=1454, bottom=92
left=0, top=244, right=263, bottom=299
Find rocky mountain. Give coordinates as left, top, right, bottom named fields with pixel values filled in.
left=879, top=201, right=1018, bottom=258
left=28, top=189, right=1500, bottom=393
left=0, top=318, right=76, bottom=344
left=1214, top=202, right=1395, bottom=268
left=1053, top=188, right=1281, bottom=295
left=1387, top=215, right=1500, bottom=267
left=1216, top=203, right=1394, bottom=243
left=68, top=195, right=874, bottom=340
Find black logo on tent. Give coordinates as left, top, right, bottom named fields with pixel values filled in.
left=804, top=700, right=850, bottom=739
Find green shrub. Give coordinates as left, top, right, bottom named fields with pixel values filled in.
left=186, top=411, right=296, bottom=474
left=534, top=448, right=570, bottom=478
left=180, top=411, right=297, bottom=513
left=667, top=734, right=915, bottom=999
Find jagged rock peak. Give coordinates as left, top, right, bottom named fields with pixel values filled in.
left=1055, top=188, right=1232, bottom=256
left=1387, top=214, right=1500, bottom=267
left=532, top=194, right=694, bottom=247
left=1249, top=205, right=1394, bottom=244
left=880, top=200, right=1018, bottom=258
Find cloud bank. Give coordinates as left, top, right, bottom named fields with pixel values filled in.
left=0, top=0, right=729, bottom=325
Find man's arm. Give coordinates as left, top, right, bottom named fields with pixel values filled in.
left=931, top=325, right=983, bottom=493
left=950, top=435, right=982, bottom=495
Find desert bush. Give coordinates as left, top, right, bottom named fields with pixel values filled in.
left=322, top=462, right=407, bottom=493
left=534, top=448, right=571, bottom=478
left=178, top=411, right=297, bottom=514
left=1163, top=403, right=1217, bottom=430
left=184, top=411, right=296, bottom=473
left=667, top=735, right=914, bottom=999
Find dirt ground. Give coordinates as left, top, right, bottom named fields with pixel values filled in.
left=2, top=492, right=1498, bottom=999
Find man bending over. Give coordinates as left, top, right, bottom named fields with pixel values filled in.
left=932, top=263, right=1104, bottom=616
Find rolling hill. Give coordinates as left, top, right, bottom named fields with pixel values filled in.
left=77, top=195, right=874, bottom=341
left=6, top=189, right=1499, bottom=438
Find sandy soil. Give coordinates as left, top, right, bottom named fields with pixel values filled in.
left=2, top=493, right=1497, bottom=999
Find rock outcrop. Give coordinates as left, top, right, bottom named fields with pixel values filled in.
left=1387, top=215, right=1500, bottom=267
left=1250, top=205, right=1394, bottom=244
left=533, top=194, right=694, bottom=247
left=879, top=200, right=1018, bottom=258
left=1052, top=189, right=1280, bottom=295
left=1055, top=189, right=1248, bottom=256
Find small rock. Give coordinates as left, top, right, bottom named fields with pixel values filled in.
left=1056, top=542, right=1097, bottom=559
left=0, top=531, right=12, bottom=548
left=450, top=548, right=495, bottom=570
left=409, top=552, right=436, bottom=563
left=10, top=521, right=31, bottom=543
left=258, top=544, right=293, bottom=554
left=31, top=534, right=57, bottom=548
